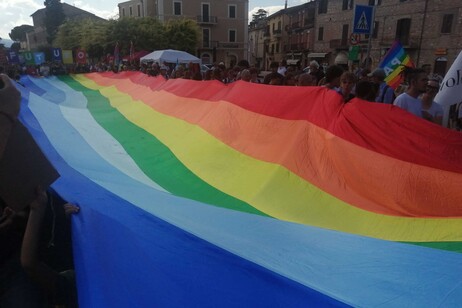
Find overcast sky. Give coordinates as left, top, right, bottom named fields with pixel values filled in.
left=0, top=0, right=307, bottom=41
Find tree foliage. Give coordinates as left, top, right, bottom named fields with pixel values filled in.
left=54, top=18, right=108, bottom=60
left=54, top=19, right=83, bottom=49
left=10, top=42, right=21, bottom=52
left=106, top=17, right=166, bottom=55
left=53, top=17, right=200, bottom=60
left=164, top=19, right=200, bottom=54
left=9, top=25, right=34, bottom=41
left=252, top=9, right=268, bottom=22
left=44, top=0, right=66, bottom=44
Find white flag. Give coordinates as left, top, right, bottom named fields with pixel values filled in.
left=435, top=51, right=462, bottom=106
left=435, top=51, right=462, bottom=127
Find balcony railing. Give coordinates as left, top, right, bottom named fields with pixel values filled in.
left=273, top=29, right=282, bottom=37
left=290, top=44, right=299, bottom=50
left=202, top=40, right=219, bottom=49
left=290, top=22, right=300, bottom=30
left=219, top=42, right=241, bottom=49
left=197, top=15, right=218, bottom=24
left=379, top=37, right=419, bottom=48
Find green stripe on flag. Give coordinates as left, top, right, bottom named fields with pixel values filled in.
left=59, top=75, right=268, bottom=216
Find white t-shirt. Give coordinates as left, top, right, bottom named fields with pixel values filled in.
left=422, top=102, right=443, bottom=118
left=394, top=93, right=422, bottom=118
left=277, top=66, right=287, bottom=76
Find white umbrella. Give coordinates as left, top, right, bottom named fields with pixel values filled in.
left=140, top=49, right=201, bottom=64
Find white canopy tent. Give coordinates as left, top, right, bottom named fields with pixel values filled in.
left=140, top=49, right=201, bottom=64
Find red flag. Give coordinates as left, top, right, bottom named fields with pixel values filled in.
left=129, top=41, right=135, bottom=63
left=75, top=48, right=86, bottom=64
left=114, top=42, right=120, bottom=65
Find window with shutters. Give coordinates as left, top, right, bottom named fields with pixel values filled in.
left=441, top=14, right=454, bottom=34
left=396, top=18, right=411, bottom=45
left=174, top=1, right=182, bottom=15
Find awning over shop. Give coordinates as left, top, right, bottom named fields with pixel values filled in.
left=334, top=53, right=348, bottom=65
left=307, top=52, right=328, bottom=58
left=287, top=59, right=300, bottom=65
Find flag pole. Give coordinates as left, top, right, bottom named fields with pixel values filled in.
left=364, top=5, right=376, bottom=69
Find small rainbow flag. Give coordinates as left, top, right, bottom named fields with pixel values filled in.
left=379, top=40, right=414, bottom=89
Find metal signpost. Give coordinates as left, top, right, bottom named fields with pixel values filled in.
left=353, top=4, right=375, bottom=68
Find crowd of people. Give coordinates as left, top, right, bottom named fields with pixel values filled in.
left=114, top=59, right=451, bottom=127
left=0, top=73, right=79, bottom=307
left=0, top=55, right=460, bottom=129
left=1, top=51, right=461, bottom=307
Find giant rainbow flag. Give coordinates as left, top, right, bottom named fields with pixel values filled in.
left=17, top=72, right=462, bottom=306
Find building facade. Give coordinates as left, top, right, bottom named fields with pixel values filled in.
left=119, top=0, right=249, bottom=66
left=118, top=0, right=145, bottom=18
left=249, top=2, right=315, bottom=70
left=248, top=17, right=266, bottom=69
left=251, top=0, right=461, bottom=75
left=284, top=3, right=316, bottom=69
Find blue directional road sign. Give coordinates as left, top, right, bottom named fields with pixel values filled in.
left=353, top=5, right=374, bottom=34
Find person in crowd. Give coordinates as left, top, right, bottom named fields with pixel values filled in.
left=1, top=74, right=43, bottom=307
left=191, top=71, right=203, bottom=81
left=240, top=69, right=252, bottom=82
left=182, top=70, right=191, bottom=80
left=277, top=59, right=287, bottom=76
left=203, top=69, right=213, bottom=81
left=297, top=73, right=317, bottom=86
left=0, top=74, right=20, bottom=158
left=212, top=67, right=225, bottom=83
left=217, top=62, right=226, bottom=73
left=159, top=65, right=169, bottom=80
left=237, top=59, right=250, bottom=70
left=421, top=64, right=432, bottom=76
left=1, top=199, right=42, bottom=307
left=171, top=65, right=185, bottom=79
left=21, top=188, right=79, bottom=308
left=421, top=79, right=444, bottom=125
left=263, top=62, right=284, bottom=84
left=283, top=72, right=296, bottom=86
left=355, top=80, right=379, bottom=102
left=322, top=65, right=344, bottom=90
left=358, top=68, right=371, bottom=81
left=368, top=68, right=395, bottom=104
left=393, top=67, right=428, bottom=118
left=458, top=102, right=462, bottom=130
left=249, top=68, right=261, bottom=83
left=268, top=74, right=284, bottom=85
left=308, top=60, right=325, bottom=84
left=225, top=66, right=241, bottom=83
left=339, top=72, right=356, bottom=102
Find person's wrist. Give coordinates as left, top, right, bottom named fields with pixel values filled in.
left=29, top=203, right=47, bottom=215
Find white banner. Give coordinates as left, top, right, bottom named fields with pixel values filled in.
left=435, top=51, right=462, bottom=107
left=435, top=51, right=462, bottom=127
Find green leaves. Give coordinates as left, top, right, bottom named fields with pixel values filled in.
left=44, top=0, right=65, bottom=44
left=9, top=25, right=34, bottom=41
left=53, top=17, right=200, bottom=60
